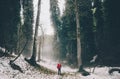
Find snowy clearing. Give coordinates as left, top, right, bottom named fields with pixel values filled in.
left=0, top=56, right=120, bottom=79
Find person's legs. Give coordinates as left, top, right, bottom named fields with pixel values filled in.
left=58, top=69, right=60, bottom=75
left=59, top=69, right=61, bottom=75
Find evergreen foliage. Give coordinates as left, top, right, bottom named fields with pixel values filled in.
left=0, top=0, right=20, bottom=52
left=59, top=0, right=96, bottom=66
left=50, top=0, right=61, bottom=31
left=22, top=0, right=33, bottom=40
left=92, top=0, right=105, bottom=64
left=60, top=0, right=77, bottom=65
left=78, top=0, right=96, bottom=65
left=101, top=0, right=120, bottom=66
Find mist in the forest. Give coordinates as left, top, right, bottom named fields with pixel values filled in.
left=39, top=35, right=60, bottom=62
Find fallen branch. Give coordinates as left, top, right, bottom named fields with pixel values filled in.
left=11, top=40, right=28, bottom=62
left=8, top=40, right=28, bottom=73
left=109, top=68, right=120, bottom=75
left=9, top=60, right=23, bottom=73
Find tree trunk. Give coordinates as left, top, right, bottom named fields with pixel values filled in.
left=37, top=26, right=44, bottom=62
left=29, top=0, right=41, bottom=65
left=75, top=0, right=82, bottom=67
left=75, top=0, right=90, bottom=75
left=37, top=37, right=41, bottom=62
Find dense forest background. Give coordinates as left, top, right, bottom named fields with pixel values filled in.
left=0, top=0, right=120, bottom=70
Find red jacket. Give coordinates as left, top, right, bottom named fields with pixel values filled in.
left=57, top=64, right=61, bottom=69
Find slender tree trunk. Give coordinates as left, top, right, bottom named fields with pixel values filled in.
left=75, top=0, right=82, bottom=67
left=16, top=0, right=23, bottom=54
left=37, top=26, right=44, bottom=62
left=37, top=37, right=41, bottom=62
left=75, top=0, right=90, bottom=75
left=29, top=0, right=41, bottom=65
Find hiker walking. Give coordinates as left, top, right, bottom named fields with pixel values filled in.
left=57, top=63, right=61, bottom=75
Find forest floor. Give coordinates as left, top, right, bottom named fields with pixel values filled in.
left=0, top=55, right=120, bottom=79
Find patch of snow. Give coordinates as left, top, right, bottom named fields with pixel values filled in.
left=38, top=58, right=78, bottom=73
left=0, top=47, right=5, bottom=52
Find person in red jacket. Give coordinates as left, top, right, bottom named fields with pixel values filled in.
left=57, top=63, right=61, bottom=75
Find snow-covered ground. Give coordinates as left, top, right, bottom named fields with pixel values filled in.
left=0, top=56, right=120, bottom=79
left=38, top=58, right=78, bottom=73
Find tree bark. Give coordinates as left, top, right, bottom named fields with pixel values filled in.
left=75, top=0, right=82, bottom=67
left=29, top=0, right=41, bottom=65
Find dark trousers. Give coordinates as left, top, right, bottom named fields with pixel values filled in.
left=58, top=68, right=61, bottom=75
